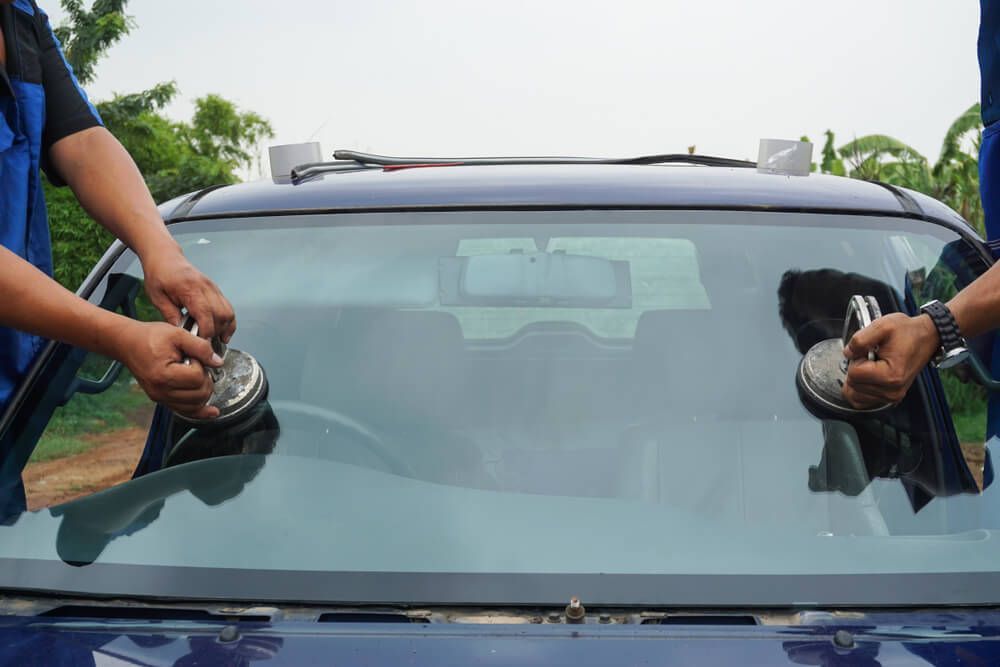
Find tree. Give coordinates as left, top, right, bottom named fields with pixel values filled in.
left=816, top=103, right=984, bottom=234
left=44, top=1, right=273, bottom=290
left=51, top=0, right=133, bottom=86
left=96, top=85, right=273, bottom=202
left=820, top=130, right=846, bottom=177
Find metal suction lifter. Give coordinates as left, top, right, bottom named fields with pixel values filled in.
left=797, top=295, right=892, bottom=416
left=173, top=314, right=269, bottom=430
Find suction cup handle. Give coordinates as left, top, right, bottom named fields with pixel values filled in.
left=842, top=295, right=882, bottom=362
left=179, top=313, right=227, bottom=382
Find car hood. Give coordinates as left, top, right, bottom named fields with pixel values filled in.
left=2, top=611, right=999, bottom=666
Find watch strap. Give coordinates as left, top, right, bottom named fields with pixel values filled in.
left=919, top=300, right=963, bottom=354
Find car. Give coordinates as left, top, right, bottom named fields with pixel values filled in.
left=0, top=144, right=999, bottom=665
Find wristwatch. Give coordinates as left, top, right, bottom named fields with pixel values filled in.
left=919, top=300, right=968, bottom=369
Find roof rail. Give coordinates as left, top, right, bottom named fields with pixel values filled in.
left=289, top=150, right=756, bottom=181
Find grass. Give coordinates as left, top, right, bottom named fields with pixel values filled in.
left=953, top=410, right=988, bottom=446
left=29, top=371, right=152, bottom=463
left=940, top=371, right=988, bottom=445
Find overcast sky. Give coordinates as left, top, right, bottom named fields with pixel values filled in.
left=46, top=0, right=981, bottom=178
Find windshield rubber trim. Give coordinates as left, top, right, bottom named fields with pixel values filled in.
left=167, top=184, right=232, bottom=221
left=168, top=204, right=933, bottom=224
left=864, top=181, right=926, bottom=217
left=3, top=560, right=1000, bottom=608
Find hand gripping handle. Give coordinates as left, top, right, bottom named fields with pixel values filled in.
left=179, top=313, right=227, bottom=382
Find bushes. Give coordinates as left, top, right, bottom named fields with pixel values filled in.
left=45, top=183, right=115, bottom=291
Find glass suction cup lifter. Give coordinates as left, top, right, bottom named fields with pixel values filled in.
left=797, top=295, right=891, bottom=416
left=799, top=292, right=1000, bottom=418
left=172, top=313, right=269, bottom=430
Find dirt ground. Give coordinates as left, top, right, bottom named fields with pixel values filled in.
left=22, top=428, right=146, bottom=511
left=19, top=431, right=991, bottom=512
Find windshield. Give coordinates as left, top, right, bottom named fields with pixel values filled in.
left=2, top=209, right=999, bottom=607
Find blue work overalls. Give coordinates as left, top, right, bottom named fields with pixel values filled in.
left=982, top=2, right=1000, bottom=450
left=0, top=0, right=102, bottom=516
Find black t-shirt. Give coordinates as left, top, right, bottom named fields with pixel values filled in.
left=0, top=0, right=103, bottom=183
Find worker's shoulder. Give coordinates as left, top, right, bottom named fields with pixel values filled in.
left=158, top=149, right=973, bottom=236
left=11, top=0, right=39, bottom=16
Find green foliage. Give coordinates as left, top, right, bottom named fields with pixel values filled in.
left=30, top=371, right=150, bottom=463
left=820, top=130, right=846, bottom=177
left=45, top=1, right=274, bottom=291
left=952, top=410, right=988, bottom=445
left=52, top=0, right=133, bottom=86
left=190, top=95, right=273, bottom=171
left=816, top=103, right=984, bottom=234
left=45, top=182, right=114, bottom=290
left=942, top=371, right=988, bottom=443
left=95, top=84, right=273, bottom=203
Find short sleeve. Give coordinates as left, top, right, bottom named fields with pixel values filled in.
left=36, top=5, right=103, bottom=185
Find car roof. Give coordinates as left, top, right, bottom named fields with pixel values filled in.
left=159, top=163, right=975, bottom=237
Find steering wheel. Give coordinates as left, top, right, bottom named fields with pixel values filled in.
left=267, top=400, right=413, bottom=477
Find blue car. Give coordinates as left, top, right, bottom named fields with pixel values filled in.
left=1, top=146, right=999, bottom=665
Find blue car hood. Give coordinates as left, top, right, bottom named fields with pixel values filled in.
left=3, top=611, right=999, bottom=666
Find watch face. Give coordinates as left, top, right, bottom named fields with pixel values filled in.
left=936, top=347, right=969, bottom=370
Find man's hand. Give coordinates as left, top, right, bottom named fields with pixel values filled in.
left=115, top=321, right=225, bottom=420
left=0, top=246, right=225, bottom=418
left=143, top=249, right=236, bottom=343
left=842, top=313, right=941, bottom=408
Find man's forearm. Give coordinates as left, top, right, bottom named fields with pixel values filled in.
left=48, top=127, right=182, bottom=263
left=0, top=245, right=133, bottom=360
left=47, top=126, right=237, bottom=340
left=947, top=260, right=1000, bottom=339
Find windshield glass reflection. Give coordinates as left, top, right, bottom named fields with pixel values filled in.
left=1, top=211, right=997, bottom=605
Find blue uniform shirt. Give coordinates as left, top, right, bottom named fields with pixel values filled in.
left=977, top=1, right=1000, bottom=482
left=0, top=0, right=102, bottom=413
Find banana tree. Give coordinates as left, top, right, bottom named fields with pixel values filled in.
left=816, top=104, right=984, bottom=234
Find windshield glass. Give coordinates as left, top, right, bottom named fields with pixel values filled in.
left=3, top=209, right=999, bottom=607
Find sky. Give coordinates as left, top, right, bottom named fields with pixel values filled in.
left=46, top=0, right=982, bottom=178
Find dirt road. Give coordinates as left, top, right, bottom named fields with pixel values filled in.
left=22, top=428, right=146, bottom=511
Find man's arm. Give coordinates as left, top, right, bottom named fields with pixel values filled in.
left=33, top=5, right=235, bottom=342
left=47, top=127, right=180, bottom=277
left=843, top=261, right=1000, bottom=408
left=0, top=245, right=222, bottom=419
left=47, top=127, right=237, bottom=341
left=943, top=260, right=1000, bottom=338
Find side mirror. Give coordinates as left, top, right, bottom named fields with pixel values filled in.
left=58, top=273, right=141, bottom=406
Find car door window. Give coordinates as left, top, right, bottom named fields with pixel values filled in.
left=900, top=235, right=993, bottom=488
left=21, top=287, right=157, bottom=511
